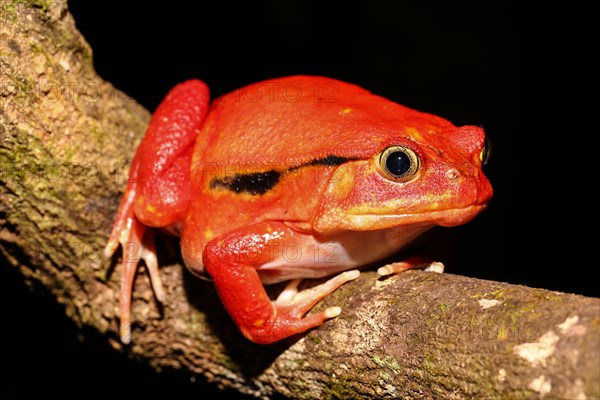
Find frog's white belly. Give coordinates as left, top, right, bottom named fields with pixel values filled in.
left=256, top=223, right=432, bottom=284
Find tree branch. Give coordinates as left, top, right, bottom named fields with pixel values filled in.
left=1, top=1, right=598, bottom=399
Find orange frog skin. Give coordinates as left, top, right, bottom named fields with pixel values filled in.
left=105, top=76, right=492, bottom=344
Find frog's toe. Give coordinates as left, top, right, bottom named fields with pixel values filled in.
left=378, top=257, right=445, bottom=276
left=275, top=278, right=302, bottom=305
left=424, top=261, right=445, bottom=273
left=377, top=261, right=413, bottom=276
left=139, top=230, right=165, bottom=303
left=274, top=270, right=359, bottom=318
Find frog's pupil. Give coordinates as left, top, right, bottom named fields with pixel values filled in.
left=386, top=151, right=411, bottom=176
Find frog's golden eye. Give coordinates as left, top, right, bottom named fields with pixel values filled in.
left=376, top=145, right=420, bottom=183
left=479, top=137, right=492, bottom=166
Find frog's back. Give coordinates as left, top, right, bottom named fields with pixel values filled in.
left=192, top=75, right=455, bottom=169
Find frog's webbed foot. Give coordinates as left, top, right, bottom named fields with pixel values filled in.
left=104, top=214, right=165, bottom=344
left=377, top=257, right=445, bottom=276
left=275, top=270, right=360, bottom=321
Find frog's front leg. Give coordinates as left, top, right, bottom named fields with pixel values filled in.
left=104, top=79, right=210, bottom=343
left=201, top=222, right=359, bottom=344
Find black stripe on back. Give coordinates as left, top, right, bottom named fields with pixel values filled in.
left=210, top=170, right=281, bottom=195
left=210, top=154, right=357, bottom=195
left=306, top=155, right=354, bottom=166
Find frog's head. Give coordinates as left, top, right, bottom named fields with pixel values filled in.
left=313, top=123, right=493, bottom=234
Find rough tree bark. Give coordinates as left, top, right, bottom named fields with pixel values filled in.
left=1, top=2, right=598, bottom=399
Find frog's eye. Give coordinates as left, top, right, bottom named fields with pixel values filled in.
left=479, top=137, right=492, bottom=166
left=376, top=145, right=420, bottom=183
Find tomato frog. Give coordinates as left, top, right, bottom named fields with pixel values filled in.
left=104, top=76, right=492, bottom=344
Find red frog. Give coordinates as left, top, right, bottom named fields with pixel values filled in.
left=105, top=76, right=492, bottom=344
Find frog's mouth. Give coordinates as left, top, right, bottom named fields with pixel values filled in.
left=315, top=204, right=488, bottom=232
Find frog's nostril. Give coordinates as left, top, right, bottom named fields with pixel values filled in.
left=445, top=168, right=459, bottom=180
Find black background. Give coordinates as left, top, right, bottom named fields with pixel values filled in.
left=3, top=1, right=596, bottom=396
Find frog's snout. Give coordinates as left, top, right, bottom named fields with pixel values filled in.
left=444, top=161, right=493, bottom=206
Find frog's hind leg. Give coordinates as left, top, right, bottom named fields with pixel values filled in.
left=104, top=79, right=210, bottom=343
left=133, top=80, right=210, bottom=227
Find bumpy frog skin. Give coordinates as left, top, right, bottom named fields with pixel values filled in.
left=105, top=76, right=492, bottom=344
